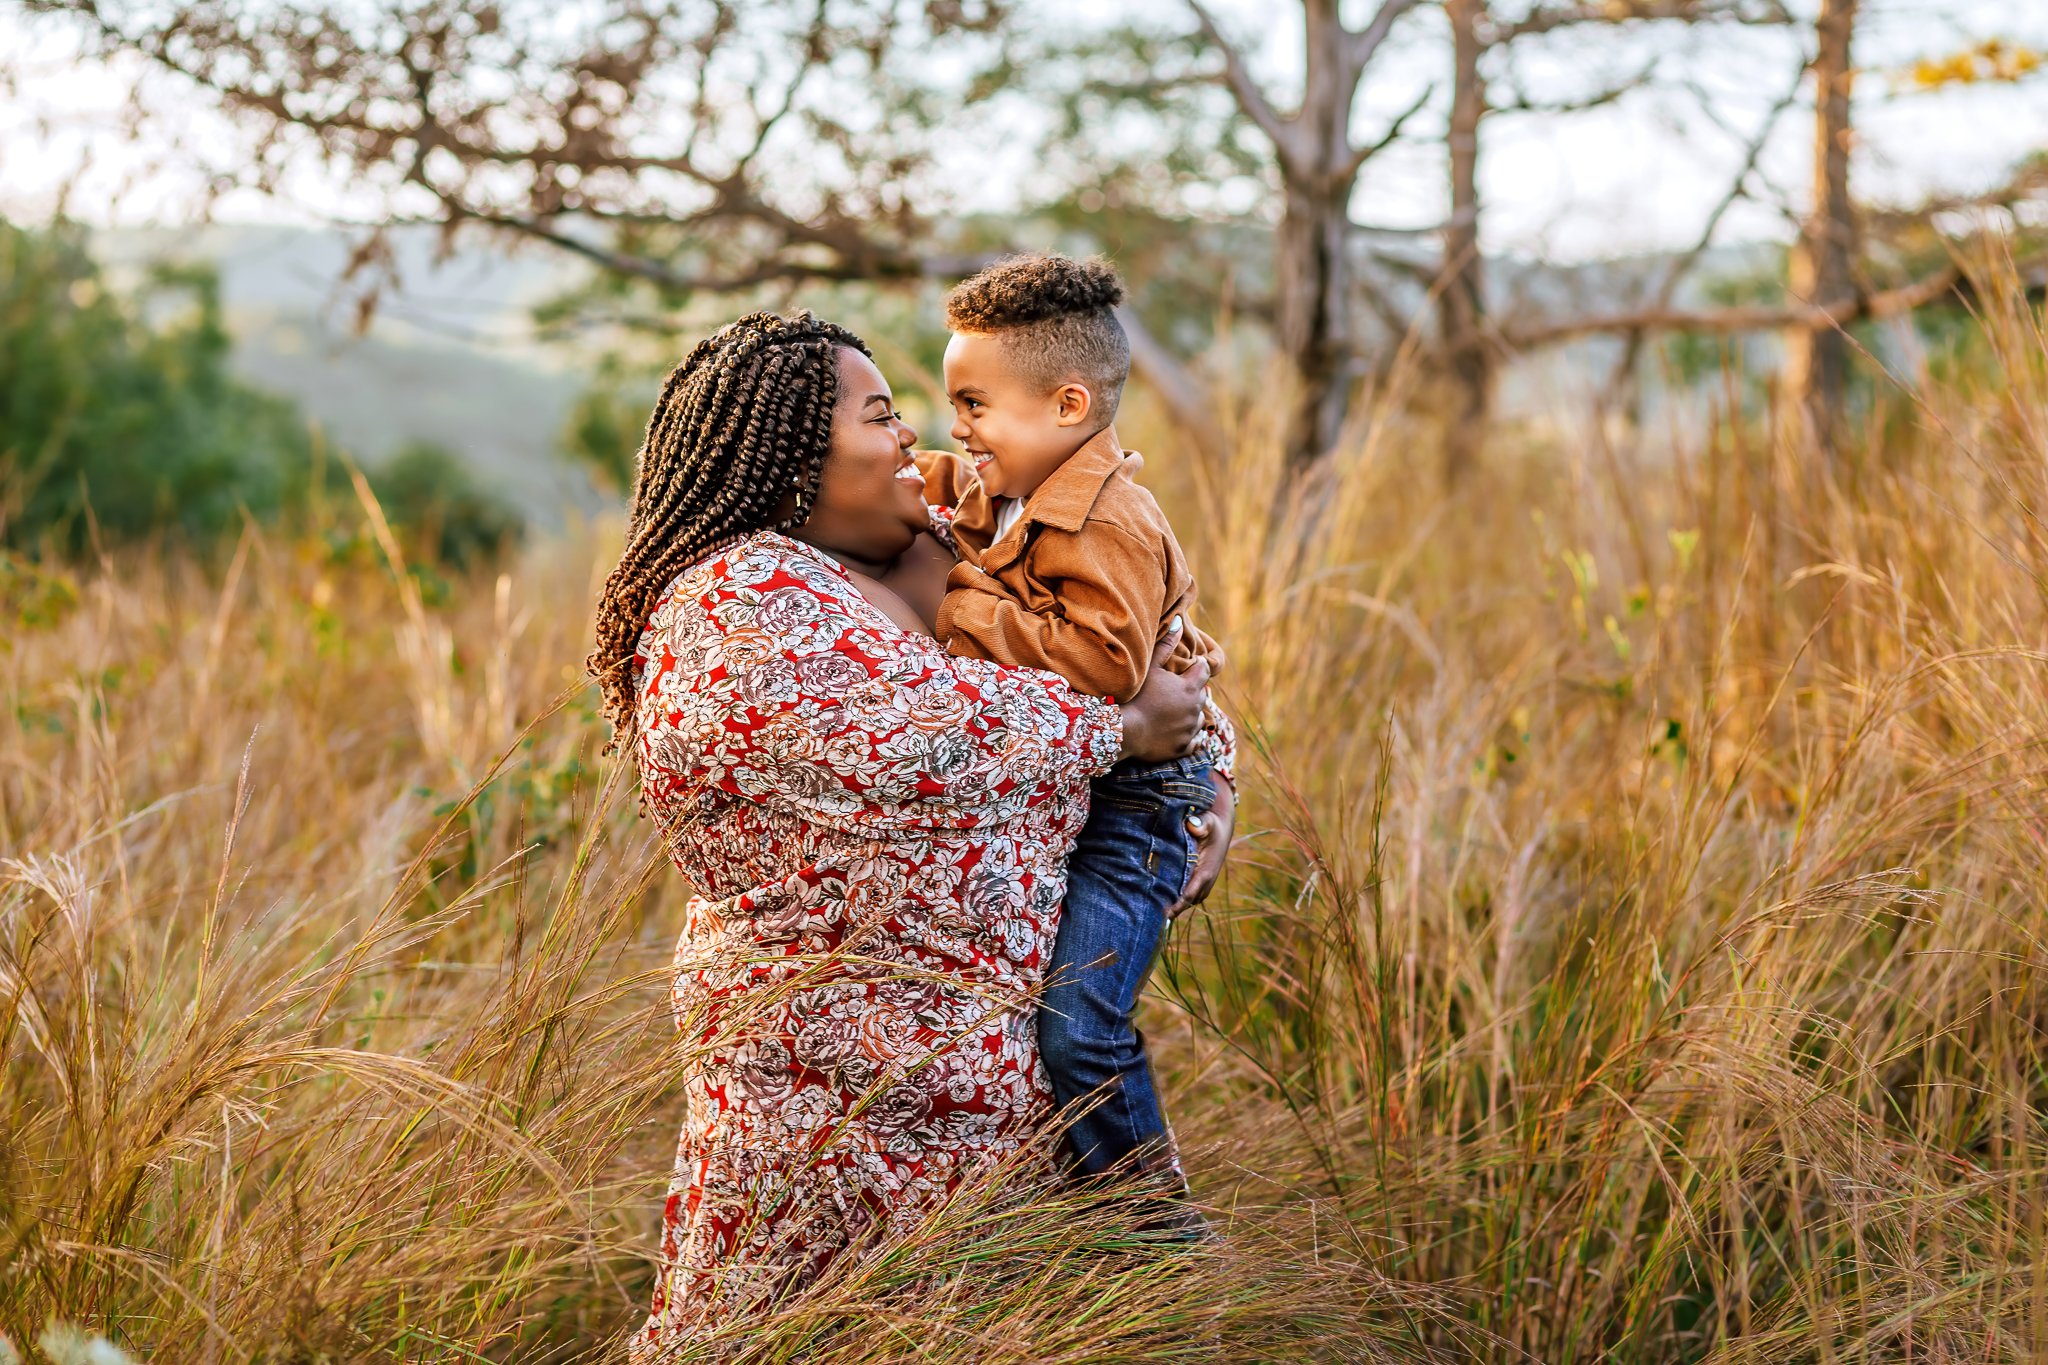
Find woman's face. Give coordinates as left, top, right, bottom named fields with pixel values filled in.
left=791, top=347, right=928, bottom=567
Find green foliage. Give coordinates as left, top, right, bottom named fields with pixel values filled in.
left=558, top=357, right=648, bottom=495
left=370, top=441, right=524, bottom=568
left=0, top=551, right=80, bottom=634
left=0, top=217, right=525, bottom=567
left=0, top=218, right=322, bottom=553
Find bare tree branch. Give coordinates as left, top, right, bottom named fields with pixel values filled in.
left=1500, top=253, right=2031, bottom=349
left=1491, top=0, right=1792, bottom=45
left=1601, top=56, right=1805, bottom=400
left=1184, top=0, right=1299, bottom=166
left=40, top=0, right=1012, bottom=310
left=1357, top=211, right=1475, bottom=236
left=1863, top=158, right=2048, bottom=231
left=475, top=212, right=996, bottom=294
left=1354, top=271, right=1418, bottom=346
left=1490, top=63, right=1656, bottom=116
left=1345, top=0, right=1425, bottom=79
left=1343, top=81, right=1434, bottom=177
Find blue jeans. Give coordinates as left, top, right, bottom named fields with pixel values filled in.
left=1039, top=755, right=1216, bottom=1177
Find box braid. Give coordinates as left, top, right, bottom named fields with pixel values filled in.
left=589, top=310, right=872, bottom=753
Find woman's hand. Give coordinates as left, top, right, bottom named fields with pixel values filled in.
left=1117, top=622, right=1210, bottom=763
left=1168, top=773, right=1236, bottom=919
left=876, top=530, right=957, bottom=635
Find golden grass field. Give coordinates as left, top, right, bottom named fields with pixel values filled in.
left=5, top=272, right=2048, bottom=1362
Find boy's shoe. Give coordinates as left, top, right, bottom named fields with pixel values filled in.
left=1129, top=1194, right=1216, bottom=1244
left=1111, top=1133, right=1218, bottom=1245
left=1053, top=1115, right=1217, bottom=1245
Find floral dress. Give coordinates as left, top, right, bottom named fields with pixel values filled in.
left=629, top=531, right=1124, bottom=1352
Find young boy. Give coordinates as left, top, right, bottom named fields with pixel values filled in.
left=911, top=253, right=1234, bottom=1209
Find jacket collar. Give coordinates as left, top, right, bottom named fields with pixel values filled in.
left=950, top=426, right=1130, bottom=571
left=1014, top=425, right=1126, bottom=533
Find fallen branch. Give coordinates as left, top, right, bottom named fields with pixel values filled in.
left=1497, top=252, right=2044, bottom=350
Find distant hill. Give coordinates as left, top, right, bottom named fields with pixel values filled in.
left=94, top=224, right=604, bottom=526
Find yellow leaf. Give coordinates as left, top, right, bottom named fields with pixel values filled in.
left=1906, top=38, right=2046, bottom=89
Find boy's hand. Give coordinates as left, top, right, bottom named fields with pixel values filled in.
left=1168, top=772, right=1236, bottom=920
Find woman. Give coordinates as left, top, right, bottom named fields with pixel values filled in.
left=587, top=313, right=1228, bottom=1352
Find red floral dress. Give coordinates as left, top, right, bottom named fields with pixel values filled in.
left=629, top=531, right=1123, bottom=1352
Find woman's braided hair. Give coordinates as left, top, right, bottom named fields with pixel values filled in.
left=589, top=310, right=872, bottom=752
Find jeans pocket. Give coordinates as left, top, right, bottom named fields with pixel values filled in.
left=1175, top=823, right=1199, bottom=902
left=1095, top=789, right=1166, bottom=816
left=1156, top=799, right=1203, bottom=902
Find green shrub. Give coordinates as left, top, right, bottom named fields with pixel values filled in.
left=0, top=218, right=324, bottom=553
left=0, top=218, right=525, bottom=569
left=558, top=363, right=645, bottom=495
left=368, top=440, right=524, bottom=568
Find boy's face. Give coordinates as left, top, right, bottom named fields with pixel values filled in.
left=943, top=331, right=1095, bottom=501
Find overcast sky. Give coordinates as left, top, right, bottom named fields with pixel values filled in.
left=2, top=0, right=2042, bottom=263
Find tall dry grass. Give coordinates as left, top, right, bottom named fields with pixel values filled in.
left=4, top=266, right=2048, bottom=1362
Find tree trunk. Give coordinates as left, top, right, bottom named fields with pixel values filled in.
left=1438, top=0, right=1491, bottom=487
left=1784, top=0, right=1858, bottom=459
left=1275, top=183, right=1354, bottom=471
left=1274, top=0, right=1357, bottom=472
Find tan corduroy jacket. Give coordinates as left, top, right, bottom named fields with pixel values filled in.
left=915, top=426, right=1225, bottom=702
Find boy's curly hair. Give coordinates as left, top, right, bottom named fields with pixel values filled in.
left=943, top=253, right=1130, bottom=422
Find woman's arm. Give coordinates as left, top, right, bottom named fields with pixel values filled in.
left=644, top=544, right=1119, bottom=835
left=646, top=546, right=1209, bottom=837
left=873, top=529, right=956, bottom=635
left=839, top=567, right=930, bottom=635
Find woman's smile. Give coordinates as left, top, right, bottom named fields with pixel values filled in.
left=890, top=450, right=929, bottom=517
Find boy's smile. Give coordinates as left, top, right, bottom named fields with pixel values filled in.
left=943, top=331, right=1100, bottom=501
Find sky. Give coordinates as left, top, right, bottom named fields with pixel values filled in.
left=1, top=0, right=2043, bottom=264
